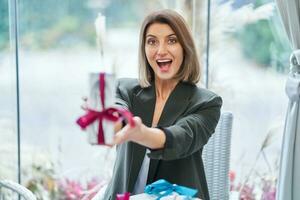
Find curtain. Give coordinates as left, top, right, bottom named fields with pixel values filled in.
left=275, top=0, right=300, bottom=199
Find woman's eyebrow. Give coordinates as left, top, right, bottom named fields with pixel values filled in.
left=146, top=34, right=156, bottom=38
left=167, top=34, right=176, bottom=37
left=146, top=33, right=176, bottom=38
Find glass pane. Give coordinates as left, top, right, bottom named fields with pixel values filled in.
left=210, top=0, right=290, bottom=198
left=0, top=0, right=18, bottom=182
left=17, top=1, right=110, bottom=198
left=16, top=0, right=202, bottom=198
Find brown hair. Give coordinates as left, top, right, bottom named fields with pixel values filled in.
left=138, top=9, right=201, bottom=87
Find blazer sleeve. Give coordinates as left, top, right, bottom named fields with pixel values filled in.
left=147, top=95, right=222, bottom=161
left=115, top=79, right=131, bottom=110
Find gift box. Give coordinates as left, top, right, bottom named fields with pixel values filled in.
left=130, top=193, right=202, bottom=200
left=76, top=73, right=134, bottom=145
left=86, top=72, right=116, bottom=145
left=129, top=179, right=202, bottom=200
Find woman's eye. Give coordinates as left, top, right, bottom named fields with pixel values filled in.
left=168, top=38, right=177, bottom=44
left=147, top=39, right=157, bottom=45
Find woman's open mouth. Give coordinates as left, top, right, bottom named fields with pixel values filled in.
left=156, top=59, right=172, bottom=72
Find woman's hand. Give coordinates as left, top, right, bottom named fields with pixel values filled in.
left=80, top=97, right=165, bottom=148
left=113, top=116, right=144, bottom=145
left=81, top=96, right=88, bottom=111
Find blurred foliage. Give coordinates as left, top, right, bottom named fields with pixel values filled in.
left=236, top=0, right=291, bottom=73
left=104, top=0, right=145, bottom=28
left=0, top=0, right=9, bottom=49
left=0, top=0, right=292, bottom=74
left=237, top=20, right=273, bottom=65
left=237, top=19, right=290, bottom=73
left=17, top=0, right=93, bottom=49
left=0, top=0, right=147, bottom=50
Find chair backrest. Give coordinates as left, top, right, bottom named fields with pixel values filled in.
left=0, top=180, right=37, bottom=200
left=202, top=112, right=233, bottom=200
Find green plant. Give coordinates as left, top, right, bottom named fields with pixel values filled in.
left=0, top=0, right=9, bottom=50
left=236, top=0, right=291, bottom=72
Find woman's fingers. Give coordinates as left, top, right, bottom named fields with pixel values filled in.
left=113, top=116, right=144, bottom=145
left=81, top=104, right=88, bottom=111
left=82, top=96, right=88, bottom=101
left=81, top=96, right=88, bottom=110
left=113, top=125, right=130, bottom=145
left=132, top=116, right=142, bottom=125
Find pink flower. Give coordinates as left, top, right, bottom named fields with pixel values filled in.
left=261, top=180, right=276, bottom=200
left=238, top=184, right=255, bottom=200
left=87, top=178, right=99, bottom=190
left=262, top=188, right=276, bottom=200
left=229, top=170, right=237, bottom=191
left=229, top=170, right=236, bottom=182
left=59, top=179, right=83, bottom=200
left=82, top=179, right=102, bottom=200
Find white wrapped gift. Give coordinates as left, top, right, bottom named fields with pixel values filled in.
left=87, top=72, right=116, bottom=145
left=77, top=72, right=134, bottom=145
left=76, top=72, right=117, bottom=145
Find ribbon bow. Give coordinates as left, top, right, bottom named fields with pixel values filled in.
left=76, top=73, right=134, bottom=144
left=144, top=179, right=198, bottom=200
left=116, top=192, right=130, bottom=200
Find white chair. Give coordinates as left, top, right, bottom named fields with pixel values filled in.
left=202, top=112, right=233, bottom=200
left=0, top=180, right=37, bottom=200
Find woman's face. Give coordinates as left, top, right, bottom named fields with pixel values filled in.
left=145, top=23, right=184, bottom=82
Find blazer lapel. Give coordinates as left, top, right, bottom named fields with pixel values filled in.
left=147, top=82, right=194, bottom=183
left=157, top=82, right=193, bottom=126
left=127, top=84, right=156, bottom=192
left=127, top=82, right=194, bottom=190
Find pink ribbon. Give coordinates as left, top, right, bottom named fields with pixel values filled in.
left=116, top=192, right=130, bottom=200
left=77, top=73, right=134, bottom=144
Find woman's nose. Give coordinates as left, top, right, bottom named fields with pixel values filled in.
left=157, top=43, right=168, bottom=56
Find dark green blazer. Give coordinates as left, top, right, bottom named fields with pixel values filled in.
left=104, top=78, right=222, bottom=200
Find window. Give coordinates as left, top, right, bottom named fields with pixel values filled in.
left=0, top=0, right=290, bottom=198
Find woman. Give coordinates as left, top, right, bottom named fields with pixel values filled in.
left=104, top=9, right=222, bottom=200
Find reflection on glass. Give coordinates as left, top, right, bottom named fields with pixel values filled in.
left=0, top=0, right=18, bottom=183
left=1, top=0, right=290, bottom=198
left=209, top=0, right=290, bottom=198
left=5, top=0, right=199, bottom=199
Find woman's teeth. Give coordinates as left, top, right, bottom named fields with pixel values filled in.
left=156, top=59, right=172, bottom=72
left=157, top=59, right=172, bottom=67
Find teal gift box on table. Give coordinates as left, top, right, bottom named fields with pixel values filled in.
left=129, top=179, right=202, bottom=200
